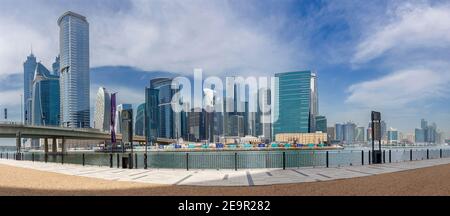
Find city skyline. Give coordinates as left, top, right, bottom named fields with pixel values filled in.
left=0, top=0, right=449, bottom=137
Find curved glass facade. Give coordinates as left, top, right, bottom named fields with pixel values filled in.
left=94, top=87, right=111, bottom=132
left=58, top=11, right=90, bottom=128
left=31, top=63, right=60, bottom=126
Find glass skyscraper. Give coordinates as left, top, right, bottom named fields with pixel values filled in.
left=23, top=52, right=37, bottom=125
left=135, top=103, right=145, bottom=136
left=315, top=116, right=327, bottom=133
left=58, top=11, right=90, bottom=128
left=273, top=71, right=318, bottom=137
left=31, top=63, right=60, bottom=126
left=115, top=104, right=133, bottom=134
left=145, top=78, right=181, bottom=140
left=93, top=87, right=111, bottom=132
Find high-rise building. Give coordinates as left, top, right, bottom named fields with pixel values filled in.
left=52, top=56, right=60, bottom=76
left=327, top=127, right=335, bottom=142
left=380, top=121, right=387, bottom=140
left=188, top=107, right=206, bottom=142
left=335, top=123, right=344, bottom=142
left=31, top=62, right=60, bottom=126
left=415, top=119, right=439, bottom=144
left=203, top=88, right=216, bottom=142
left=342, top=122, right=356, bottom=144
left=415, top=128, right=426, bottom=144
left=93, top=87, right=111, bottom=132
left=115, top=104, right=132, bottom=134
left=145, top=87, right=159, bottom=144
left=23, top=52, right=37, bottom=125
left=355, top=127, right=365, bottom=143
left=315, top=116, right=327, bottom=133
left=258, top=88, right=272, bottom=142
left=58, top=11, right=90, bottom=128
left=145, top=78, right=180, bottom=139
left=387, top=128, right=399, bottom=144
left=273, top=71, right=318, bottom=137
left=134, top=103, right=145, bottom=136
left=223, top=81, right=246, bottom=137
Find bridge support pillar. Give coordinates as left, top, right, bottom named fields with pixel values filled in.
left=44, top=138, right=49, bottom=154
left=16, top=132, right=21, bottom=153
left=61, top=137, right=66, bottom=153
left=52, top=138, right=57, bottom=153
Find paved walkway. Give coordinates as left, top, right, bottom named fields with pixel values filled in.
left=1, top=158, right=449, bottom=186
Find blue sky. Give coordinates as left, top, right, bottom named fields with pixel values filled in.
left=0, top=0, right=449, bottom=137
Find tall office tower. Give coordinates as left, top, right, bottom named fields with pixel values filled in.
left=342, top=122, right=356, bottom=145
left=355, top=127, right=365, bottom=143
left=31, top=62, right=60, bottom=126
left=223, top=82, right=245, bottom=137
left=145, top=78, right=179, bottom=139
left=380, top=120, right=387, bottom=140
left=273, top=71, right=318, bottom=137
left=134, top=103, right=145, bottom=136
left=115, top=104, right=132, bottom=134
left=421, top=119, right=428, bottom=130
left=415, top=128, right=426, bottom=144
left=310, top=72, right=319, bottom=131
left=93, top=87, right=111, bottom=132
left=427, top=122, right=437, bottom=143
left=326, top=127, right=335, bottom=142
left=145, top=87, right=159, bottom=144
left=23, top=52, right=37, bottom=124
left=315, top=116, right=327, bottom=133
left=180, top=102, right=190, bottom=141
left=52, top=56, right=60, bottom=76
left=203, top=88, right=216, bottom=142
left=258, top=88, right=272, bottom=142
left=188, top=107, right=206, bottom=142
left=387, top=128, right=399, bottom=144
left=335, top=123, right=344, bottom=142
left=58, top=11, right=90, bottom=128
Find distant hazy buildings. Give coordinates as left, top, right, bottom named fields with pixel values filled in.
left=31, top=62, right=60, bottom=126
left=355, top=127, right=365, bottom=143
left=58, top=11, right=90, bottom=128
left=387, top=128, right=399, bottom=144
left=93, top=87, right=111, bottom=132
left=273, top=71, right=318, bottom=137
left=23, top=52, right=37, bottom=125
left=415, top=118, right=441, bottom=144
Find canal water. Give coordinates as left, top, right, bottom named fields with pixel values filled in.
left=1, top=146, right=449, bottom=169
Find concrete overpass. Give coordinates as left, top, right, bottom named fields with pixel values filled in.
left=0, top=123, right=153, bottom=153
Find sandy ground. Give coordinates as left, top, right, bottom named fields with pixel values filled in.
left=0, top=163, right=449, bottom=196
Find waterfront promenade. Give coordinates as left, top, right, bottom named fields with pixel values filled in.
left=1, top=158, right=450, bottom=195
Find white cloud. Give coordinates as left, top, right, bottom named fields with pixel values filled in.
left=346, top=2, right=450, bottom=133
left=0, top=89, right=23, bottom=107
left=352, top=3, right=450, bottom=64
left=0, top=0, right=306, bottom=78
left=346, top=68, right=450, bottom=108
left=0, top=18, right=57, bottom=79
